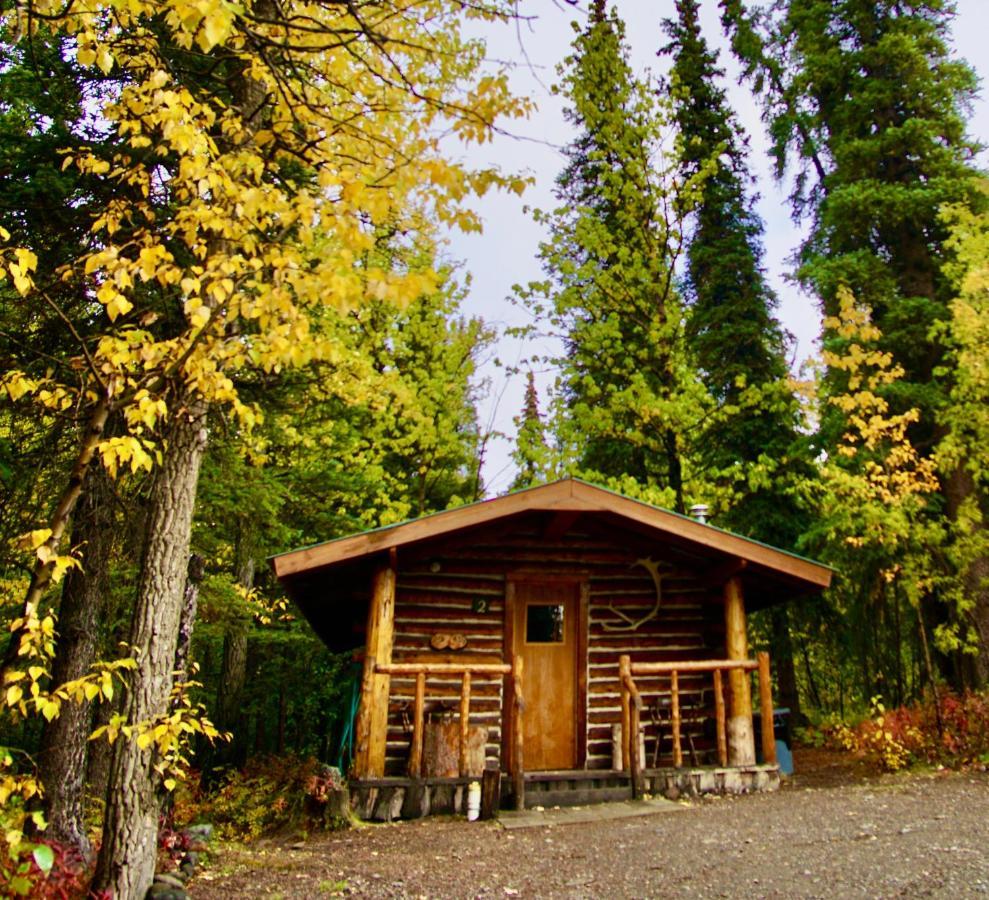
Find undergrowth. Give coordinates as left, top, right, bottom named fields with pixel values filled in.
left=799, top=688, right=989, bottom=772
left=174, top=755, right=348, bottom=841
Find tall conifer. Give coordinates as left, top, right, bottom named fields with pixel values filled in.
left=663, top=0, right=803, bottom=546
left=521, top=2, right=708, bottom=512
left=722, top=0, right=989, bottom=687
left=511, top=371, right=549, bottom=490
left=664, top=0, right=808, bottom=716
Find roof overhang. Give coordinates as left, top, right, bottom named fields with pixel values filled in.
left=271, top=478, right=832, bottom=593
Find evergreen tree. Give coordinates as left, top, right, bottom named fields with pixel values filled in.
left=519, top=2, right=709, bottom=512
left=510, top=371, right=549, bottom=490
left=722, top=0, right=989, bottom=687
left=663, top=0, right=803, bottom=547
left=664, top=1, right=809, bottom=718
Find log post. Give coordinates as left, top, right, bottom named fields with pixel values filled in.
left=619, top=655, right=631, bottom=772
left=724, top=576, right=755, bottom=765
left=511, top=656, right=525, bottom=811
left=713, top=669, right=727, bottom=767
left=480, top=768, right=500, bottom=820
left=758, top=651, right=778, bottom=766
left=671, top=670, right=682, bottom=769
left=629, top=685, right=642, bottom=796
left=353, top=551, right=397, bottom=778
left=459, top=671, right=472, bottom=777
left=408, top=671, right=425, bottom=777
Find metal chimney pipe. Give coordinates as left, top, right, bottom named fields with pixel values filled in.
left=688, top=504, right=709, bottom=524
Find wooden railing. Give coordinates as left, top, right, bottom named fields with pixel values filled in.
left=619, top=652, right=776, bottom=792
left=373, top=659, right=526, bottom=809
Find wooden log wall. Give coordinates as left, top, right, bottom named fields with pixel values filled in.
left=587, top=563, right=722, bottom=769
left=385, top=567, right=505, bottom=774
left=380, top=522, right=724, bottom=775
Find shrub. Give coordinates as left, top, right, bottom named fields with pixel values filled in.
left=0, top=837, right=97, bottom=899
left=815, top=689, right=989, bottom=772
left=177, top=755, right=347, bottom=841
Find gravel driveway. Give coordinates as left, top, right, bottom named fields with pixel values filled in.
left=192, top=752, right=989, bottom=898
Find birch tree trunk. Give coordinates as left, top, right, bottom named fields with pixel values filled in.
left=92, top=400, right=208, bottom=899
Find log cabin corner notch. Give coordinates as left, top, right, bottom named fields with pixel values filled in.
left=270, top=477, right=832, bottom=815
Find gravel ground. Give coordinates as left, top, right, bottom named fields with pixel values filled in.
left=191, top=752, right=989, bottom=899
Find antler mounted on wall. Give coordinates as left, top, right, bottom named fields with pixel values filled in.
left=603, top=557, right=672, bottom=632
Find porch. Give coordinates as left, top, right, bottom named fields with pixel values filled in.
left=348, top=650, right=783, bottom=820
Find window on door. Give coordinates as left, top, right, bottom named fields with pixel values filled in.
left=526, top=603, right=565, bottom=643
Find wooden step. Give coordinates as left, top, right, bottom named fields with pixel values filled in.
left=524, top=769, right=625, bottom=783
left=528, top=785, right=633, bottom=807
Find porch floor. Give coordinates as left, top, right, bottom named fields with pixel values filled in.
left=349, top=763, right=780, bottom=821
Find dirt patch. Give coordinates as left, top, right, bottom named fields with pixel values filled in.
left=788, top=746, right=880, bottom=789
left=191, top=751, right=989, bottom=898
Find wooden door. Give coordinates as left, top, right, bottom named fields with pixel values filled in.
left=512, top=580, right=579, bottom=771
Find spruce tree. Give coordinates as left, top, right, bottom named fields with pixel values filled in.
left=520, top=2, right=708, bottom=512
left=663, top=0, right=803, bottom=547
left=511, top=371, right=549, bottom=491
left=722, top=0, right=989, bottom=687
left=664, top=0, right=808, bottom=718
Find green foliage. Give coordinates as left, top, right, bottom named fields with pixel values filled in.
left=794, top=290, right=943, bottom=708
left=723, top=0, right=989, bottom=695
left=516, top=7, right=711, bottom=512
left=935, top=187, right=989, bottom=657
left=723, top=0, right=983, bottom=447
left=510, top=372, right=552, bottom=491
left=664, top=0, right=807, bottom=546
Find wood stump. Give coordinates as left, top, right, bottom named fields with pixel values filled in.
left=423, top=721, right=488, bottom=777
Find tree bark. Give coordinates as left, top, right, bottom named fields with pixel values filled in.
left=944, top=464, right=989, bottom=688
left=209, top=547, right=254, bottom=774
left=37, top=466, right=115, bottom=859
left=93, top=400, right=209, bottom=900
left=213, top=628, right=249, bottom=766
left=86, top=685, right=118, bottom=813
left=173, top=554, right=205, bottom=687
left=1, top=395, right=111, bottom=684
left=769, top=604, right=803, bottom=726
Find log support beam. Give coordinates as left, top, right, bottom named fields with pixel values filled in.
left=724, top=575, right=755, bottom=766
left=619, top=655, right=631, bottom=771
left=511, top=655, right=525, bottom=810
left=758, top=651, right=778, bottom=767
left=713, top=669, right=727, bottom=767
left=670, top=670, right=682, bottom=769
left=353, top=550, right=397, bottom=779
left=408, top=672, right=425, bottom=778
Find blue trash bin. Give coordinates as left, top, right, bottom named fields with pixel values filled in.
left=773, top=707, right=793, bottom=775
left=752, top=707, right=793, bottom=774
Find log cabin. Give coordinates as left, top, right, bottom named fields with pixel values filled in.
left=270, top=478, right=831, bottom=819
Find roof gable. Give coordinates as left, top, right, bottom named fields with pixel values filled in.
left=271, top=478, right=831, bottom=591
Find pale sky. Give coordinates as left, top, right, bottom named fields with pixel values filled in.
left=444, top=1, right=989, bottom=495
